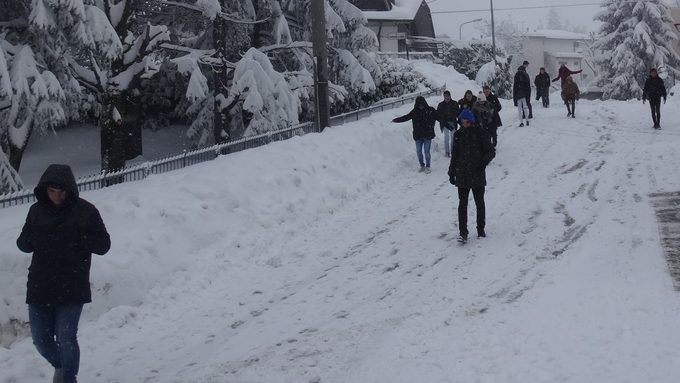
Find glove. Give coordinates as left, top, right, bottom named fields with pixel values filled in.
left=664, top=99, right=666, bottom=104
left=642, top=99, right=646, bottom=104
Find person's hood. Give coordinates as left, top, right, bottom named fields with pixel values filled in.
left=415, top=96, right=429, bottom=109
left=34, top=164, right=79, bottom=206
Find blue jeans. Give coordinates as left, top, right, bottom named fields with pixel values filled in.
left=415, top=139, right=432, bottom=167
left=29, top=304, right=84, bottom=383
left=442, top=121, right=454, bottom=155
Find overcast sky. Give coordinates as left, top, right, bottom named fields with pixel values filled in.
left=428, top=0, right=602, bottom=39
left=428, top=0, right=680, bottom=40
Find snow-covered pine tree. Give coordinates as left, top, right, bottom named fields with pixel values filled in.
left=43, top=0, right=171, bottom=172
left=0, top=149, right=23, bottom=194
left=547, top=7, right=564, bottom=31
left=593, top=0, right=680, bottom=100
left=0, top=43, right=65, bottom=172
left=0, top=0, right=73, bottom=174
left=482, top=16, right=526, bottom=68
left=169, top=0, right=303, bottom=145
left=325, top=0, right=379, bottom=112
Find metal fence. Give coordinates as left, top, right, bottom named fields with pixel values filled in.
left=1, top=87, right=444, bottom=209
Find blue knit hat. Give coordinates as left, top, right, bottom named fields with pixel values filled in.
left=459, top=108, right=475, bottom=122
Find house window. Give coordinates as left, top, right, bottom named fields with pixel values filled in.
left=574, top=61, right=579, bottom=66
left=573, top=42, right=579, bottom=51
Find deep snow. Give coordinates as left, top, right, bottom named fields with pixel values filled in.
left=2, top=62, right=680, bottom=382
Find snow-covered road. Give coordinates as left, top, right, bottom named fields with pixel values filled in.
left=2, top=82, right=680, bottom=382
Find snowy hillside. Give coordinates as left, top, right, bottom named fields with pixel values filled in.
left=2, top=63, right=680, bottom=382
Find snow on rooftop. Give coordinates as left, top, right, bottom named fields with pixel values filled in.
left=362, top=0, right=423, bottom=21
left=526, top=29, right=588, bottom=40
left=548, top=51, right=584, bottom=59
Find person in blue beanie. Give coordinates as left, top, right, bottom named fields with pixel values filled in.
left=449, top=109, right=495, bottom=243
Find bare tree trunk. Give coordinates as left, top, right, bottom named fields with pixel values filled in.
left=100, top=94, right=127, bottom=180
left=213, top=8, right=230, bottom=144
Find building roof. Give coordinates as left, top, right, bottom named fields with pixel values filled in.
left=362, top=0, right=424, bottom=21
left=547, top=51, right=584, bottom=59
left=526, top=29, right=588, bottom=40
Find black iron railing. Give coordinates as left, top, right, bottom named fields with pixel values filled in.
left=1, top=87, right=444, bottom=209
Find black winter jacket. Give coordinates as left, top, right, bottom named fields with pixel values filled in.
left=485, top=93, right=503, bottom=128
left=448, top=126, right=496, bottom=189
left=17, top=164, right=110, bottom=305
left=458, top=96, right=477, bottom=111
left=436, top=100, right=460, bottom=131
left=513, top=67, right=531, bottom=102
left=643, top=76, right=667, bottom=101
left=393, top=101, right=438, bottom=141
left=534, top=72, right=551, bottom=89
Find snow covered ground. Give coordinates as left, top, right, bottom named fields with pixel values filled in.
left=2, top=63, right=680, bottom=382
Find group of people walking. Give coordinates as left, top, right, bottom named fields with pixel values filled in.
left=392, top=61, right=670, bottom=244
left=392, top=86, right=501, bottom=242
left=513, top=60, right=583, bottom=124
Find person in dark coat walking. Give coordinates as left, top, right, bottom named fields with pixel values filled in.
left=393, top=96, right=438, bottom=173
left=520, top=61, right=533, bottom=118
left=534, top=67, right=551, bottom=107
left=473, top=92, right=496, bottom=141
left=17, top=164, right=111, bottom=383
left=458, top=90, right=477, bottom=110
left=513, top=66, right=531, bottom=126
left=448, top=109, right=496, bottom=243
left=552, top=63, right=582, bottom=89
left=437, top=90, right=460, bottom=157
left=482, top=85, right=503, bottom=147
left=561, top=76, right=580, bottom=118
left=642, top=68, right=667, bottom=129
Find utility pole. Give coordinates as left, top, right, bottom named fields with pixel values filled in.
left=311, top=0, right=330, bottom=131
left=490, top=0, right=497, bottom=67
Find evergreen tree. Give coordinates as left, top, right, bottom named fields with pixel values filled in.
left=593, top=0, right=680, bottom=100
left=0, top=149, right=23, bottom=194
left=547, top=7, right=564, bottom=30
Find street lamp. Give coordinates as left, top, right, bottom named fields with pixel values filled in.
left=459, top=18, right=483, bottom=40
left=490, top=0, right=497, bottom=67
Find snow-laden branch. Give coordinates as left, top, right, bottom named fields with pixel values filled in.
left=154, top=0, right=271, bottom=24
left=259, top=41, right=313, bottom=53
left=161, top=43, right=235, bottom=69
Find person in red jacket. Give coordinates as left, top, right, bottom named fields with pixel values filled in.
left=552, top=63, right=583, bottom=89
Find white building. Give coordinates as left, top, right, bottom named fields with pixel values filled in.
left=352, top=0, right=439, bottom=59
left=517, top=30, right=595, bottom=88
left=671, top=7, right=680, bottom=57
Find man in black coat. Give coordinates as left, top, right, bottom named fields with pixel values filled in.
left=17, top=164, right=111, bottom=383
left=513, top=66, right=531, bottom=126
left=534, top=67, right=551, bottom=107
left=642, top=68, right=667, bottom=129
left=482, top=85, right=503, bottom=147
left=448, top=109, right=496, bottom=243
left=437, top=90, right=460, bottom=157
left=392, top=96, right=439, bottom=173
left=520, top=60, right=533, bottom=118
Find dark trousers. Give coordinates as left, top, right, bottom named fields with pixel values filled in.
left=29, top=304, right=84, bottom=383
left=521, top=97, right=534, bottom=118
left=565, top=98, right=575, bottom=116
left=536, top=87, right=549, bottom=107
left=487, top=125, right=498, bottom=147
left=649, top=98, right=661, bottom=125
left=458, top=187, right=485, bottom=236
left=527, top=96, right=533, bottom=117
